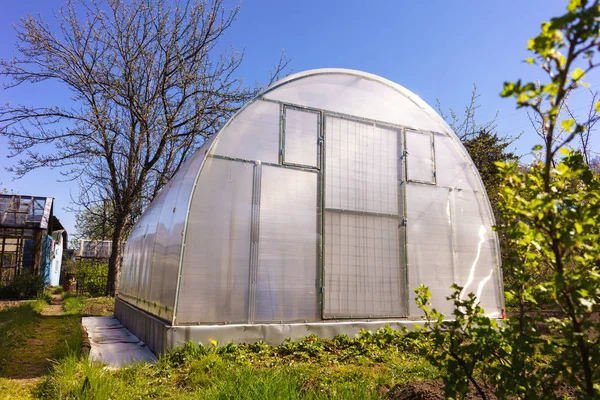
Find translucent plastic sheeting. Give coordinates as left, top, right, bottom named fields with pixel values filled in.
left=406, top=130, right=435, bottom=184
left=325, top=116, right=399, bottom=214
left=212, top=100, right=280, bottom=164
left=255, top=166, right=318, bottom=322
left=406, top=183, right=455, bottom=316
left=119, top=139, right=213, bottom=319
left=283, top=107, right=319, bottom=168
left=132, top=201, right=162, bottom=310
left=120, top=220, right=141, bottom=301
left=176, top=158, right=254, bottom=324
left=324, top=212, right=404, bottom=318
left=264, top=72, right=444, bottom=132
left=434, top=134, right=480, bottom=191
left=451, top=188, right=501, bottom=315
left=149, top=140, right=212, bottom=321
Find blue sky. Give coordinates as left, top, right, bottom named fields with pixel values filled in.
left=0, top=0, right=596, bottom=236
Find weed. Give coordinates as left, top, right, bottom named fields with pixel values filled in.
left=81, top=297, right=114, bottom=316
left=62, top=297, right=84, bottom=314
left=51, top=286, right=64, bottom=295
left=35, top=326, right=439, bottom=400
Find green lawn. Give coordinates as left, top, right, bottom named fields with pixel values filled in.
left=0, top=297, right=439, bottom=399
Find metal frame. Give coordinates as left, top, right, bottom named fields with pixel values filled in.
left=209, top=154, right=319, bottom=175
left=118, top=70, right=504, bottom=329
left=280, top=104, right=322, bottom=170
left=248, top=162, right=262, bottom=323
left=317, top=111, right=326, bottom=320
left=398, top=128, right=410, bottom=316
left=321, top=113, right=408, bottom=320
left=259, top=70, right=503, bottom=313
left=263, top=97, right=407, bottom=133
left=405, top=130, right=437, bottom=185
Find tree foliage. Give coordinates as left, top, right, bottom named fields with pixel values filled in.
left=418, top=1, right=600, bottom=398
left=0, top=0, right=287, bottom=295
left=462, top=129, right=517, bottom=222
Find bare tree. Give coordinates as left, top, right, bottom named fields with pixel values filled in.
left=565, top=89, right=600, bottom=165
left=527, top=84, right=599, bottom=166
left=436, top=84, right=499, bottom=141
left=0, top=0, right=288, bottom=295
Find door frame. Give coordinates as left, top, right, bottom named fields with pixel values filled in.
left=320, top=112, right=409, bottom=319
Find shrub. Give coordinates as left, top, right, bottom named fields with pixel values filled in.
left=76, top=261, right=108, bottom=297
left=0, top=271, right=45, bottom=300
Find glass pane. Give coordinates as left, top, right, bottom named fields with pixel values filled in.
left=284, top=108, right=319, bottom=167
left=406, top=130, right=434, bottom=183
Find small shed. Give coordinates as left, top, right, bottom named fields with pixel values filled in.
left=116, top=69, right=504, bottom=354
left=0, top=194, right=66, bottom=292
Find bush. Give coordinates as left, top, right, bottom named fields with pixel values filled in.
left=0, top=271, right=45, bottom=300
left=76, top=261, right=108, bottom=297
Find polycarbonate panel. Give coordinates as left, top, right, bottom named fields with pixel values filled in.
left=264, top=72, right=444, bottom=132
left=451, top=189, right=501, bottom=315
left=406, top=130, right=434, bottom=184
left=284, top=108, right=319, bottom=167
left=176, top=158, right=254, bottom=324
left=325, top=116, right=398, bottom=214
left=406, top=183, right=454, bottom=315
left=133, top=202, right=163, bottom=311
left=212, top=100, right=280, bottom=163
left=149, top=141, right=212, bottom=321
left=120, top=220, right=144, bottom=301
left=435, top=134, right=479, bottom=191
left=255, top=166, right=318, bottom=322
left=119, top=138, right=213, bottom=318
left=324, top=212, right=403, bottom=318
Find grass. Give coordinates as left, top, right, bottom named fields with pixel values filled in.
left=62, top=296, right=114, bottom=316
left=36, top=352, right=437, bottom=399
left=0, top=300, right=50, bottom=373
left=35, top=327, right=440, bottom=399
left=50, top=287, right=64, bottom=295
left=0, top=295, right=85, bottom=400
left=2, top=297, right=437, bottom=399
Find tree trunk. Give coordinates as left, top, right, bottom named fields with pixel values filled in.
left=105, top=217, right=126, bottom=297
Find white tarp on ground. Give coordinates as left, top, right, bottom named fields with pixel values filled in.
left=81, top=316, right=156, bottom=366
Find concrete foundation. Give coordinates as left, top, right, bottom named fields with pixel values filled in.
left=115, top=297, right=430, bottom=356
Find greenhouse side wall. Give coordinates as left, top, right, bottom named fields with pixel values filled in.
left=118, top=139, right=214, bottom=323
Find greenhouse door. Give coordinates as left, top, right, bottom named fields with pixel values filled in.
left=322, top=115, right=407, bottom=318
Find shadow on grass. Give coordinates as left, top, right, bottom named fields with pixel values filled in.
left=0, top=303, right=82, bottom=379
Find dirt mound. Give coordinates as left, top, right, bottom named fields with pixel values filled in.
left=386, top=381, right=497, bottom=400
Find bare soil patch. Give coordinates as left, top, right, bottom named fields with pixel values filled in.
left=0, top=300, right=27, bottom=311
left=386, top=380, right=497, bottom=399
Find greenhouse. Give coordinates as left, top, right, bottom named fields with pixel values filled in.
left=116, top=69, right=504, bottom=354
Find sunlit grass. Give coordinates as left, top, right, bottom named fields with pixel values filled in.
left=36, top=328, right=440, bottom=399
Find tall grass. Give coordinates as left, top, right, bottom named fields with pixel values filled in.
left=0, top=300, right=49, bottom=373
